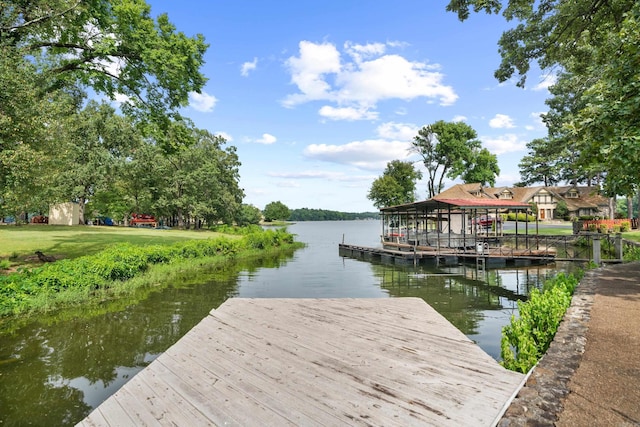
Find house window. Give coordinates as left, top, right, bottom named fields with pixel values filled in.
left=567, top=190, right=579, bottom=198
left=500, top=191, right=512, bottom=199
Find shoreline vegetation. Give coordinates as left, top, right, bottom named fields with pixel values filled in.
left=0, top=226, right=303, bottom=321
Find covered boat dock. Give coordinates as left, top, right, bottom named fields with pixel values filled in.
left=345, top=198, right=556, bottom=267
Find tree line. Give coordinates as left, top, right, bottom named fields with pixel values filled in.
left=367, top=120, right=500, bottom=208
left=448, top=1, right=640, bottom=212
left=0, top=1, right=249, bottom=228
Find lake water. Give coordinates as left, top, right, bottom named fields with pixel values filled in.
left=0, top=221, right=571, bottom=426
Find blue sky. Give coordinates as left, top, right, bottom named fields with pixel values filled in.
left=146, top=1, right=555, bottom=212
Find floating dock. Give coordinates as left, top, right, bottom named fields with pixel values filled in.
left=339, top=242, right=556, bottom=268
left=77, top=298, right=524, bottom=426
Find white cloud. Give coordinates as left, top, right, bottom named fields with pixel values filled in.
left=282, top=40, right=458, bottom=119
left=533, top=74, right=557, bottom=91
left=269, top=171, right=376, bottom=182
left=480, top=134, right=527, bottom=155
left=111, top=93, right=132, bottom=106
left=215, top=131, right=234, bottom=142
left=344, top=41, right=386, bottom=63
left=275, top=181, right=300, bottom=188
left=303, top=139, right=413, bottom=170
left=376, top=122, right=418, bottom=141
left=256, top=133, right=277, bottom=144
left=529, top=111, right=547, bottom=129
left=489, top=113, right=516, bottom=129
left=189, top=91, right=217, bottom=112
left=319, top=105, right=378, bottom=121
left=241, top=57, right=258, bottom=77
left=283, top=41, right=341, bottom=106
left=452, top=115, right=468, bottom=122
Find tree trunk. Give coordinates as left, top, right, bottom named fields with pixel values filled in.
left=78, top=199, right=85, bottom=225
left=628, top=196, right=633, bottom=219
left=609, top=197, right=615, bottom=219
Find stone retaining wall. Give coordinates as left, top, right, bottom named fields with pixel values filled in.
left=497, top=268, right=598, bottom=426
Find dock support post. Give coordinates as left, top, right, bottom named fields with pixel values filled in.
left=592, top=234, right=602, bottom=265
left=615, top=233, right=623, bottom=260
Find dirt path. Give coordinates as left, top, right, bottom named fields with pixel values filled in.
left=556, top=262, right=640, bottom=426
left=499, top=262, right=640, bottom=426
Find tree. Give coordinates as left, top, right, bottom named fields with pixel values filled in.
left=367, top=160, right=422, bottom=208
left=517, top=138, right=560, bottom=187
left=263, top=201, right=290, bottom=222
left=410, top=120, right=489, bottom=197
left=446, top=1, right=640, bottom=196
left=54, top=101, right=140, bottom=223
left=236, top=204, right=262, bottom=226
left=0, top=47, right=80, bottom=219
left=152, top=128, right=244, bottom=228
left=1, top=0, right=208, bottom=149
left=461, top=147, right=500, bottom=187
left=446, top=0, right=635, bottom=87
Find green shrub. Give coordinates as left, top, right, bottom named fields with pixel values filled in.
left=0, top=228, right=297, bottom=316
left=621, top=222, right=631, bottom=232
left=624, top=245, right=640, bottom=261
left=501, top=272, right=582, bottom=373
left=598, top=224, right=609, bottom=234
left=506, top=212, right=536, bottom=222
left=587, top=223, right=597, bottom=232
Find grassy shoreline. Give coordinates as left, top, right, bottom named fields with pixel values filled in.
left=0, top=226, right=303, bottom=321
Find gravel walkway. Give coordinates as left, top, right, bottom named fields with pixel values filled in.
left=499, top=262, right=640, bottom=426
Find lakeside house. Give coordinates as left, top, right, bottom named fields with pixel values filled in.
left=376, top=182, right=609, bottom=255
left=435, top=183, right=611, bottom=221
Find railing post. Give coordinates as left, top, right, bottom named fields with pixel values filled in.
left=615, top=232, right=623, bottom=260
left=592, top=234, right=601, bottom=265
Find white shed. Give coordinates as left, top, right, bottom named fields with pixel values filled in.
left=49, top=202, right=80, bottom=226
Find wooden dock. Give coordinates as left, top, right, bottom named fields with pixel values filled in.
left=339, top=243, right=556, bottom=267
left=77, top=298, right=524, bottom=426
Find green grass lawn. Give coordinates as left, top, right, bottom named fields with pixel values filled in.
left=0, top=225, right=235, bottom=268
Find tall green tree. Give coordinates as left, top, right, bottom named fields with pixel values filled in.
left=367, top=160, right=422, bottom=208
left=410, top=120, right=493, bottom=197
left=263, top=201, right=290, bottom=222
left=152, top=128, right=243, bottom=228
left=1, top=0, right=208, bottom=149
left=461, top=147, right=500, bottom=187
left=446, top=0, right=635, bottom=87
left=446, top=0, right=639, bottom=197
left=517, top=138, right=560, bottom=187
left=54, top=101, right=140, bottom=223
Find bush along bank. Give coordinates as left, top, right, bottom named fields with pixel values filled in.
left=500, top=271, right=583, bottom=373
left=0, top=228, right=300, bottom=317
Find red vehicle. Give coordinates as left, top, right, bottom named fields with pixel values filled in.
left=472, top=215, right=501, bottom=228
left=130, top=213, right=157, bottom=227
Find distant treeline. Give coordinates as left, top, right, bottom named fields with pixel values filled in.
left=288, top=208, right=379, bottom=221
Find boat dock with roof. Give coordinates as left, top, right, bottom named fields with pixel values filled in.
left=353, top=194, right=557, bottom=267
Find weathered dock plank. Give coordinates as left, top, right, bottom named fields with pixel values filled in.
left=77, top=298, right=524, bottom=427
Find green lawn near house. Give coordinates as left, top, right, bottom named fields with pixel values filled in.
left=0, top=225, right=235, bottom=270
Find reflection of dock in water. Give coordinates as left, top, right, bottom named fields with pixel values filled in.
left=78, top=298, right=524, bottom=426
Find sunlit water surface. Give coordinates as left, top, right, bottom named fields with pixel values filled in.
left=0, top=221, right=574, bottom=426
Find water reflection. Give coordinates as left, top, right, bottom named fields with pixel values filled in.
left=0, top=221, right=576, bottom=426
left=0, top=255, right=259, bottom=426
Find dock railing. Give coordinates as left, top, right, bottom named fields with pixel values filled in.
left=382, top=232, right=628, bottom=262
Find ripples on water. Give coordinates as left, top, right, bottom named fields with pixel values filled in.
left=0, top=220, right=574, bottom=426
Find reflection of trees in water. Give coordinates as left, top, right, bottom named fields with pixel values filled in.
left=0, top=248, right=298, bottom=426
left=370, top=262, right=558, bottom=336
